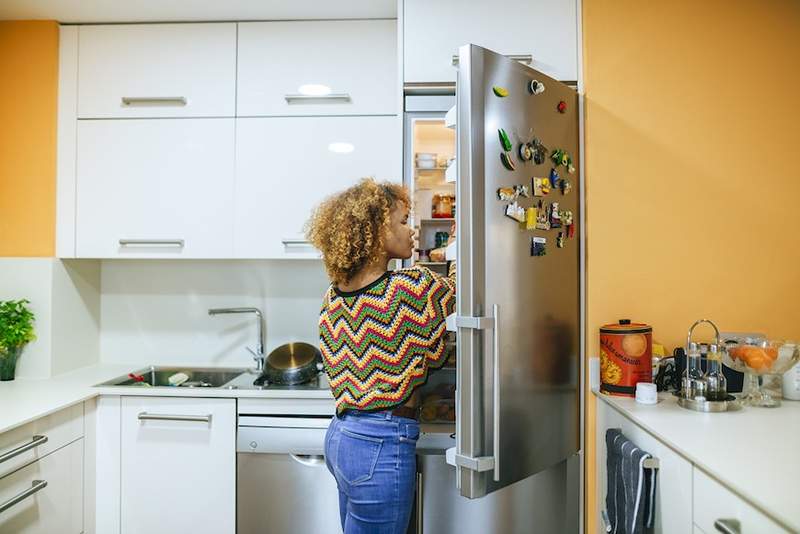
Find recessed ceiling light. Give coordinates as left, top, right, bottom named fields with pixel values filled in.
left=328, top=142, right=355, bottom=154
left=298, top=84, right=332, bottom=97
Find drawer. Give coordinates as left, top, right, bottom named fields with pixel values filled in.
left=693, top=468, right=789, bottom=534
left=78, top=23, right=236, bottom=118
left=0, top=438, right=83, bottom=534
left=0, top=404, right=83, bottom=480
left=237, top=20, right=397, bottom=116
left=238, top=421, right=329, bottom=455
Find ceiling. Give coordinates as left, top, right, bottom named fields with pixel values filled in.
left=0, top=0, right=396, bottom=23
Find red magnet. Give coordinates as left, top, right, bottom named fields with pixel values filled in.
left=557, top=101, right=567, bottom=113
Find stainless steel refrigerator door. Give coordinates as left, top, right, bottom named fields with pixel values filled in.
left=455, top=45, right=580, bottom=499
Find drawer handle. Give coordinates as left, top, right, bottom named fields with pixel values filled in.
left=281, top=238, right=312, bottom=246
left=121, top=96, right=187, bottom=107
left=0, top=480, right=48, bottom=514
left=289, top=454, right=325, bottom=467
left=0, top=435, right=48, bottom=466
left=714, top=518, right=742, bottom=534
left=452, top=54, right=533, bottom=66
left=284, top=93, right=351, bottom=103
left=138, top=412, right=212, bottom=424
left=119, top=239, right=185, bottom=248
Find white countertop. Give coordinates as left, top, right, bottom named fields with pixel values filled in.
left=595, top=390, right=800, bottom=533
left=0, top=363, right=333, bottom=435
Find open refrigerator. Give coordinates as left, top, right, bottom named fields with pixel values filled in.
left=404, top=45, right=581, bottom=534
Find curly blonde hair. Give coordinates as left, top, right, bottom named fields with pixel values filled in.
left=305, top=178, right=410, bottom=286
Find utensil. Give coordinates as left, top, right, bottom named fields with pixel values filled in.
left=258, top=342, right=323, bottom=386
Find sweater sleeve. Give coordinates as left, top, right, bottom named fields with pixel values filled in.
left=423, top=260, right=456, bottom=367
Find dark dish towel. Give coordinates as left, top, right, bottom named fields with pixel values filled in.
left=605, top=428, right=658, bottom=534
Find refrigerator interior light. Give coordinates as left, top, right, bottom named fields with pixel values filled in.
left=328, top=142, right=355, bottom=154
left=298, top=84, right=332, bottom=96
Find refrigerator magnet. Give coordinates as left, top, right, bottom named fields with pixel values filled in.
left=557, top=232, right=565, bottom=248
left=551, top=149, right=573, bottom=171
left=497, top=187, right=517, bottom=201
left=504, top=201, right=526, bottom=223
left=531, top=237, right=547, bottom=256
left=498, top=129, right=513, bottom=152
left=567, top=224, right=575, bottom=239
left=560, top=178, right=572, bottom=195
left=532, top=177, right=549, bottom=197
left=519, top=143, right=534, bottom=162
left=560, top=209, right=574, bottom=226
left=528, top=80, right=546, bottom=95
left=532, top=138, right=548, bottom=165
left=535, top=200, right=550, bottom=230
left=557, top=100, right=567, bottom=113
left=549, top=202, right=562, bottom=228
left=500, top=152, right=516, bottom=171
left=525, top=207, right=537, bottom=230
left=515, top=184, right=530, bottom=198
left=492, top=86, right=509, bottom=98
left=549, top=168, right=560, bottom=188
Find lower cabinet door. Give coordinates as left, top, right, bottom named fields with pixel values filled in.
left=0, top=438, right=84, bottom=534
left=120, top=397, right=236, bottom=534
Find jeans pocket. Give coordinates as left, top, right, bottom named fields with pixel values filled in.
left=334, top=428, right=383, bottom=486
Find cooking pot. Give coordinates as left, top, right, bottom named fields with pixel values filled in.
left=259, top=342, right=323, bottom=386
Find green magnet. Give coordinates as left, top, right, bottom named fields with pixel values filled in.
left=492, top=86, right=509, bottom=98
left=498, top=129, right=513, bottom=152
left=500, top=152, right=516, bottom=171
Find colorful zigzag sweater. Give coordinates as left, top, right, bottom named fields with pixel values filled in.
left=319, top=264, right=455, bottom=413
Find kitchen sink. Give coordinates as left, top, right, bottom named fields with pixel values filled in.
left=97, top=366, right=250, bottom=388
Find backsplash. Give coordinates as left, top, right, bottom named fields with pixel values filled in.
left=99, top=260, right=329, bottom=367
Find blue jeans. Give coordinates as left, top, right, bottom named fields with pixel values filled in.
left=324, top=410, right=420, bottom=534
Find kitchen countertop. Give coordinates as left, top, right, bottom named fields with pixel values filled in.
left=0, top=363, right=333, bottom=435
left=594, top=389, right=800, bottom=533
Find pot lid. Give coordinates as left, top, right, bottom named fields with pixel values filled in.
left=600, top=319, right=652, bottom=334
left=266, top=342, right=320, bottom=370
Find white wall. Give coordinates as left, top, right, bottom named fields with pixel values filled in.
left=99, top=260, right=329, bottom=367
left=0, top=258, right=100, bottom=378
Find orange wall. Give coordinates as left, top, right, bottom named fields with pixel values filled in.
left=582, top=0, right=800, bottom=530
left=0, top=21, right=59, bottom=257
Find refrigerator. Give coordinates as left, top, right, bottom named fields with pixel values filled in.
left=406, top=45, right=581, bottom=533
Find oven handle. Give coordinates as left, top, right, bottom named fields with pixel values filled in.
left=290, top=454, right=325, bottom=467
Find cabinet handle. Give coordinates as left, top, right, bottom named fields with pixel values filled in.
left=284, top=93, right=351, bottom=103
left=121, top=96, right=187, bottom=107
left=289, top=454, right=325, bottom=467
left=0, top=480, right=48, bottom=514
left=138, top=412, right=212, bottom=424
left=0, top=435, right=48, bottom=465
left=119, top=239, right=185, bottom=248
left=416, top=471, right=423, bottom=534
left=714, top=518, right=742, bottom=534
left=452, top=54, right=532, bottom=66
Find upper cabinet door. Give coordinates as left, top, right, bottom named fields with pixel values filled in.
left=75, top=119, right=235, bottom=258
left=77, top=23, right=236, bottom=118
left=234, top=116, right=401, bottom=259
left=237, top=20, right=397, bottom=117
left=403, top=0, right=578, bottom=83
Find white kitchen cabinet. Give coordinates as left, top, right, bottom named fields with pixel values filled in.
left=693, top=467, right=789, bottom=534
left=234, top=116, right=401, bottom=258
left=238, top=20, right=397, bottom=117
left=402, top=0, right=578, bottom=83
left=75, top=119, right=235, bottom=258
left=77, top=23, right=237, bottom=118
left=596, top=398, right=693, bottom=534
left=120, top=397, right=236, bottom=534
left=0, top=439, right=84, bottom=534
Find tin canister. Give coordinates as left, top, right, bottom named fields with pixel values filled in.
left=600, top=320, right=653, bottom=397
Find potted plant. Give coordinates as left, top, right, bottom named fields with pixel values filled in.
left=0, top=299, right=36, bottom=381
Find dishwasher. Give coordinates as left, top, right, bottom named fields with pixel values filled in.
left=237, top=413, right=341, bottom=534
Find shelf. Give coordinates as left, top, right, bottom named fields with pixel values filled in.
left=416, top=261, right=447, bottom=266
left=419, top=218, right=454, bottom=224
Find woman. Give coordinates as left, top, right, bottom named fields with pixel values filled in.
left=306, top=178, right=455, bottom=534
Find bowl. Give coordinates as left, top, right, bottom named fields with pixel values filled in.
left=723, top=340, right=799, bottom=407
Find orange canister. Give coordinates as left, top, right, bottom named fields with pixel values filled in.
left=599, top=320, right=653, bottom=397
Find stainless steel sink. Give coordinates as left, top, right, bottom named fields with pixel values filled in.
left=97, top=366, right=249, bottom=388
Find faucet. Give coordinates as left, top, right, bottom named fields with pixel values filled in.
left=208, top=307, right=265, bottom=371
